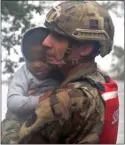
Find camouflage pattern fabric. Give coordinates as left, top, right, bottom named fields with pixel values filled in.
left=1, top=118, right=21, bottom=144
left=45, top=1, right=114, bottom=57
left=18, top=67, right=106, bottom=144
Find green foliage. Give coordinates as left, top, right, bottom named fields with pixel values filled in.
left=100, top=1, right=124, bottom=18
left=2, top=1, right=48, bottom=76
left=100, top=1, right=124, bottom=80
left=109, top=45, right=124, bottom=80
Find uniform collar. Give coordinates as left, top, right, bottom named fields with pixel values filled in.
left=61, top=61, right=97, bottom=87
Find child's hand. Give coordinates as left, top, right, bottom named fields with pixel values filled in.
left=27, top=89, right=37, bottom=96
left=39, top=90, right=54, bottom=103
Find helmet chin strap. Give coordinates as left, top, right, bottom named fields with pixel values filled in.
left=62, top=43, right=95, bottom=66
left=63, top=46, right=72, bottom=63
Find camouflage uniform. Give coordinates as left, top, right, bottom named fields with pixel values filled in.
left=18, top=63, right=107, bottom=144
left=1, top=110, right=21, bottom=144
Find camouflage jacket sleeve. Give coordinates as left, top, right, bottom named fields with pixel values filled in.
left=18, top=81, right=105, bottom=144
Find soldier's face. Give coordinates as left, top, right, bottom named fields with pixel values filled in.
left=42, top=32, right=69, bottom=64
left=42, top=33, right=94, bottom=65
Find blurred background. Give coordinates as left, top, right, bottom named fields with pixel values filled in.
left=1, top=1, right=124, bottom=143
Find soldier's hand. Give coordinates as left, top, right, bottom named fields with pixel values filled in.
left=39, top=90, right=54, bottom=103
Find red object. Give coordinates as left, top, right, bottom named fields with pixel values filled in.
left=99, top=77, right=119, bottom=144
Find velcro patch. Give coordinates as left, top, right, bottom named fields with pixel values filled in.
left=89, top=19, right=98, bottom=29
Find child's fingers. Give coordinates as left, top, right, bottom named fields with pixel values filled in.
left=27, top=89, right=37, bottom=96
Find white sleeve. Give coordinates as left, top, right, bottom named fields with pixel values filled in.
left=7, top=64, right=40, bottom=113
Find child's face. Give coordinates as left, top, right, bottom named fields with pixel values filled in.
left=27, top=45, right=52, bottom=79
left=28, top=61, right=52, bottom=79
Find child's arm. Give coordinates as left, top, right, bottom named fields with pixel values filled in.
left=7, top=65, right=40, bottom=114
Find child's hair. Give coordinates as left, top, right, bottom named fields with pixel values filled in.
left=21, top=27, right=50, bottom=61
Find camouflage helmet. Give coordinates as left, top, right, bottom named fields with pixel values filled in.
left=44, top=1, right=114, bottom=57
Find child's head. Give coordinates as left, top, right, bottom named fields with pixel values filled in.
left=21, top=27, right=52, bottom=79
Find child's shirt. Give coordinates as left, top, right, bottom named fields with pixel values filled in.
left=7, top=64, right=60, bottom=122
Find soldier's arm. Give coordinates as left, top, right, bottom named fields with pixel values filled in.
left=68, top=85, right=105, bottom=144
left=50, top=85, right=105, bottom=144
left=19, top=82, right=105, bottom=144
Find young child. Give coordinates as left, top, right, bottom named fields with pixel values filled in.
left=1, top=27, right=63, bottom=144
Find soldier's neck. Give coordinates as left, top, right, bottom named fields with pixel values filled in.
left=60, top=61, right=97, bottom=87
left=61, top=60, right=96, bottom=78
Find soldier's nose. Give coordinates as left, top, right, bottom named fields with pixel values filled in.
left=42, top=34, right=53, bottom=49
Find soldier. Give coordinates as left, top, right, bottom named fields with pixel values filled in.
left=18, top=1, right=119, bottom=144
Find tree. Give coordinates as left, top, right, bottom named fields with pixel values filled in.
left=99, top=1, right=124, bottom=79
left=100, top=1, right=124, bottom=18
left=109, top=45, right=124, bottom=80
left=1, top=1, right=49, bottom=79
